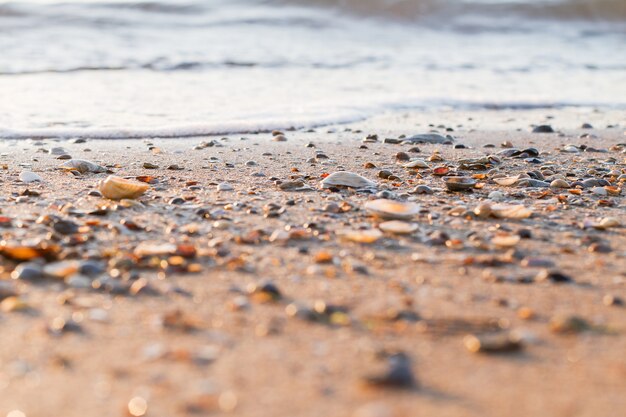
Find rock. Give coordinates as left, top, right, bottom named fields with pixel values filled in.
left=550, top=179, right=570, bottom=188
left=363, top=352, right=416, bottom=389
left=532, top=125, right=554, bottom=133
left=463, top=332, right=523, bottom=353
left=11, top=262, right=44, bottom=280
left=550, top=315, right=590, bottom=334
left=19, top=171, right=42, bottom=183
left=217, top=183, right=234, bottom=191
left=403, top=133, right=452, bottom=144
left=535, top=269, right=573, bottom=283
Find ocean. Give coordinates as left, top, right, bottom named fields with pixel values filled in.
left=0, top=0, right=625, bottom=139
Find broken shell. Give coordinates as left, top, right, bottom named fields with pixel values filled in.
left=43, top=260, right=79, bottom=279
left=402, top=159, right=429, bottom=169
left=490, top=204, right=533, bottom=219
left=364, top=199, right=420, bottom=220
left=494, top=176, right=519, bottom=186
left=443, top=176, right=476, bottom=192
left=473, top=203, right=493, bottom=219
left=60, top=159, right=107, bottom=173
left=378, top=221, right=418, bottom=235
left=99, top=175, right=149, bottom=200
left=19, top=171, right=43, bottom=183
left=320, top=171, right=376, bottom=189
left=337, top=229, right=383, bottom=243
left=599, top=217, right=621, bottom=229
left=492, top=234, right=521, bottom=248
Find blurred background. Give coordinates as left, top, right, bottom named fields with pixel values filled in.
left=0, top=0, right=624, bottom=137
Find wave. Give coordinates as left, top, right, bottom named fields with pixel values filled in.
left=0, top=99, right=620, bottom=140
left=276, top=0, right=626, bottom=23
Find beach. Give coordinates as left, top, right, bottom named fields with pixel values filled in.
left=0, top=108, right=624, bottom=417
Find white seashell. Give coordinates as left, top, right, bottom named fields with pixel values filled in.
left=562, top=145, right=580, bottom=153
left=321, top=171, right=376, bottom=189
left=337, top=228, right=383, bottom=243
left=494, top=176, right=519, bottom=186
left=98, top=175, right=149, bottom=200
left=60, top=159, right=107, bottom=173
left=490, top=204, right=533, bottom=219
left=364, top=199, right=420, bottom=220
left=402, top=159, right=429, bottom=169
left=378, top=220, right=418, bottom=235
left=19, top=171, right=42, bottom=183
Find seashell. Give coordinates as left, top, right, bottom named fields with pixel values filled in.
left=320, top=171, right=376, bottom=189
left=550, top=179, right=570, bottom=188
left=19, top=171, right=42, bottom=183
left=364, top=199, right=420, bottom=220
left=599, top=217, right=621, bottom=229
left=60, top=159, right=107, bottom=174
left=99, top=175, right=149, bottom=200
left=490, top=204, right=533, bottom=219
left=494, top=176, right=519, bottom=186
left=473, top=204, right=493, bottom=219
left=605, top=186, right=621, bottom=196
left=134, top=242, right=177, bottom=257
left=402, top=159, right=429, bottom=169
left=378, top=220, right=418, bottom=235
left=432, top=166, right=449, bottom=176
left=562, top=145, right=580, bottom=153
left=337, top=229, right=383, bottom=243
left=443, top=176, right=476, bottom=192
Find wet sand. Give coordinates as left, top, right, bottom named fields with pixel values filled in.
left=0, top=109, right=624, bottom=417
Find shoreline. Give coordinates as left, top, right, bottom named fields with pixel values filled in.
left=0, top=108, right=624, bottom=417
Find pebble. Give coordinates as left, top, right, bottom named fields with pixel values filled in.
left=217, top=183, right=234, bottom=191
left=363, top=352, right=416, bottom=389
left=463, top=332, right=523, bottom=353
left=19, top=171, right=43, bottom=183
left=532, top=125, right=554, bottom=133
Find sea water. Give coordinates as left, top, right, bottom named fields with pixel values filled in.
left=0, top=0, right=624, bottom=138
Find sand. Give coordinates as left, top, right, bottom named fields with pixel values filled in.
left=0, top=108, right=624, bottom=417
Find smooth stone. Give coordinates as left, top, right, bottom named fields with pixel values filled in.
left=217, top=183, right=234, bottom=191
left=532, top=125, right=554, bottom=133
left=19, top=171, right=43, bottom=183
